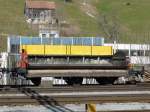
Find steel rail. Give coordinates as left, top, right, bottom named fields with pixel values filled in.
left=0, top=84, right=150, bottom=93
left=0, top=84, right=149, bottom=105
left=0, top=94, right=150, bottom=105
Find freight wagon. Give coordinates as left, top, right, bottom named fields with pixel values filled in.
left=5, top=36, right=143, bottom=86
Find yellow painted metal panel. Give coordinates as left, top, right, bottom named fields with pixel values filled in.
left=45, top=45, right=67, bottom=55
left=20, top=45, right=113, bottom=56
left=70, top=46, right=91, bottom=56
left=66, top=45, right=71, bottom=55
left=25, top=45, right=44, bottom=55
left=92, top=46, right=113, bottom=56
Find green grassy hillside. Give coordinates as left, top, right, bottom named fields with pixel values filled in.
left=96, top=0, right=150, bottom=43
left=0, top=0, right=150, bottom=46
left=0, top=0, right=36, bottom=36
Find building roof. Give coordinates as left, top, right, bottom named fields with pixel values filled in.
left=26, top=0, right=56, bottom=10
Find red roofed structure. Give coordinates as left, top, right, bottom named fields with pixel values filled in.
left=25, top=0, right=56, bottom=10
left=24, top=0, right=56, bottom=24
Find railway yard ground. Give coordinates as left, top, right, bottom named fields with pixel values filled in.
left=1, top=0, right=150, bottom=112
left=0, top=104, right=150, bottom=112
left=0, top=1, right=150, bottom=111
left=0, top=84, right=150, bottom=112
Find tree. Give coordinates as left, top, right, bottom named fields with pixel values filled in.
left=98, top=14, right=120, bottom=42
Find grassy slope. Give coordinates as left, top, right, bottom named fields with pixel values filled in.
left=53, top=0, right=103, bottom=37
left=95, top=0, right=150, bottom=43
left=0, top=0, right=36, bottom=36
left=0, top=0, right=37, bottom=51
left=0, top=0, right=102, bottom=37
left=0, top=0, right=150, bottom=45
left=54, top=0, right=150, bottom=43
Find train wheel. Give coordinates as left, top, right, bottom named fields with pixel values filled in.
left=96, top=77, right=117, bottom=85
left=30, top=77, right=41, bottom=86
left=64, top=77, right=83, bottom=85
left=65, top=78, right=74, bottom=85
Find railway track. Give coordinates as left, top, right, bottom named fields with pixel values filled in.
left=0, top=84, right=150, bottom=105
left=0, top=83, right=150, bottom=93
left=0, top=95, right=150, bottom=105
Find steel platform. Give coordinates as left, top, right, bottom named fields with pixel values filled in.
left=27, top=69, right=128, bottom=78
left=28, top=64, right=128, bottom=70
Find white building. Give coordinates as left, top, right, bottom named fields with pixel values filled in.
left=104, top=43, right=150, bottom=65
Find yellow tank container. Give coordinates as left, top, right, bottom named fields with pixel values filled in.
left=21, top=45, right=45, bottom=55
left=45, top=45, right=67, bottom=55
left=92, top=46, right=113, bottom=56
left=70, top=46, right=91, bottom=56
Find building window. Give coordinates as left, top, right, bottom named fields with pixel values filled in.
left=145, top=50, right=150, bottom=56
left=49, top=34, right=55, bottom=38
left=42, top=34, right=46, bottom=38
left=131, top=50, right=144, bottom=56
